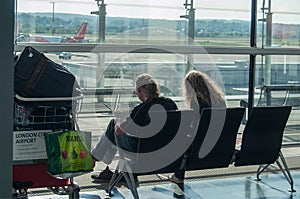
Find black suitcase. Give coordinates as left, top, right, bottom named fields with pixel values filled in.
left=14, top=46, right=81, bottom=98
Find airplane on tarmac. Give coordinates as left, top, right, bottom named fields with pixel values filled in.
left=16, top=21, right=89, bottom=43
left=65, top=21, right=89, bottom=43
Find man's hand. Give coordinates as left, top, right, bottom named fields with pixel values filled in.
left=115, top=124, right=125, bottom=135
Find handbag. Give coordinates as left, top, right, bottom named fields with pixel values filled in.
left=44, top=130, right=93, bottom=178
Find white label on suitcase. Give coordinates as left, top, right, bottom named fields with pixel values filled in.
left=13, top=130, right=50, bottom=161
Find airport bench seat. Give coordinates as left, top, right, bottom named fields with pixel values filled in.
left=233, top=105, right=295, bottom=192
left=107, top=106, right=295, bottom=199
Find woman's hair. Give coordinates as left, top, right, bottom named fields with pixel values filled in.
left=183, top=70, right=225, bottom=108
left=135, top=73, right=160, bottom=99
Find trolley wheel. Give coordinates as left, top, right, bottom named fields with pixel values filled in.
left=13, top=188, right=28, bottom=199
left=105, top=191, right=114, bottom=198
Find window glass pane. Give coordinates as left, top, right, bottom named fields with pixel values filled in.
left=16, top=0, right=97, bottom=43
left=257, top=0, right=300, bottom=47
left=16, top=1, right=187, bottom=44
left=16, top=0, right=253, bottom=46
left=194, top=0, right=251, bottom=47
left=254, top=55, right=300, bottom=105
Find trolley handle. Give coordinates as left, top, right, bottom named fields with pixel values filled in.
left=15, top=94, right=83, bottom=102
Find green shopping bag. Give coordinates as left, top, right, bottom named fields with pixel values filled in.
left=44, top=130, right=93, bottom=178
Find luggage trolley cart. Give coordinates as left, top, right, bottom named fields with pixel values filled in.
left=12, top=93, right=88, bottom=199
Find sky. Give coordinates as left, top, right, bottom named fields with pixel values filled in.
left=17, top=0, right=300, bottom=24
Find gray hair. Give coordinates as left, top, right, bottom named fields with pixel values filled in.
left=135, top=73, right=159, bottom=98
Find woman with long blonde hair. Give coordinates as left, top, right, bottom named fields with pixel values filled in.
left=183, top=70, right=226, bottom=111
left=169, top=70, right=227, bottom=184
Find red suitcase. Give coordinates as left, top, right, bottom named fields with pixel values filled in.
left=13, top=163, right=70, bottom=189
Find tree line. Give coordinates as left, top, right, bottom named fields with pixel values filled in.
left=17, top=12, right=299, bottom=39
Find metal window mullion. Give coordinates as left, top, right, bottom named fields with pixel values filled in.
left=14, top=44, right=300, bottom=56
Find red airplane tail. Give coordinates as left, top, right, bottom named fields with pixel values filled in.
left=73, top=21, right=88, bottom=40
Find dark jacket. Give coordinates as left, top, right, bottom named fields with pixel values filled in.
left=118, top=97, right=178, bottom=151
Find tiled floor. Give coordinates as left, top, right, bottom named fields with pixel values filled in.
left=29, top=171, right=300, bottom=199
left=24, top=113, right=300, bottom=199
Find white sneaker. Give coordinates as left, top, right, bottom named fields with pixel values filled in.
left=168, top=174, right=184, bottom=184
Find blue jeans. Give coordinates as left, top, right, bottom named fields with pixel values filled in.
left=91, top=119, right=138, bottom=164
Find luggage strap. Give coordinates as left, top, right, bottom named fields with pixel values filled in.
left=25, top=57, right=47, bottom=89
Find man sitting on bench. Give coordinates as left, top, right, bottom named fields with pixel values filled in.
left=90, top=73, right=178, bottom=182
